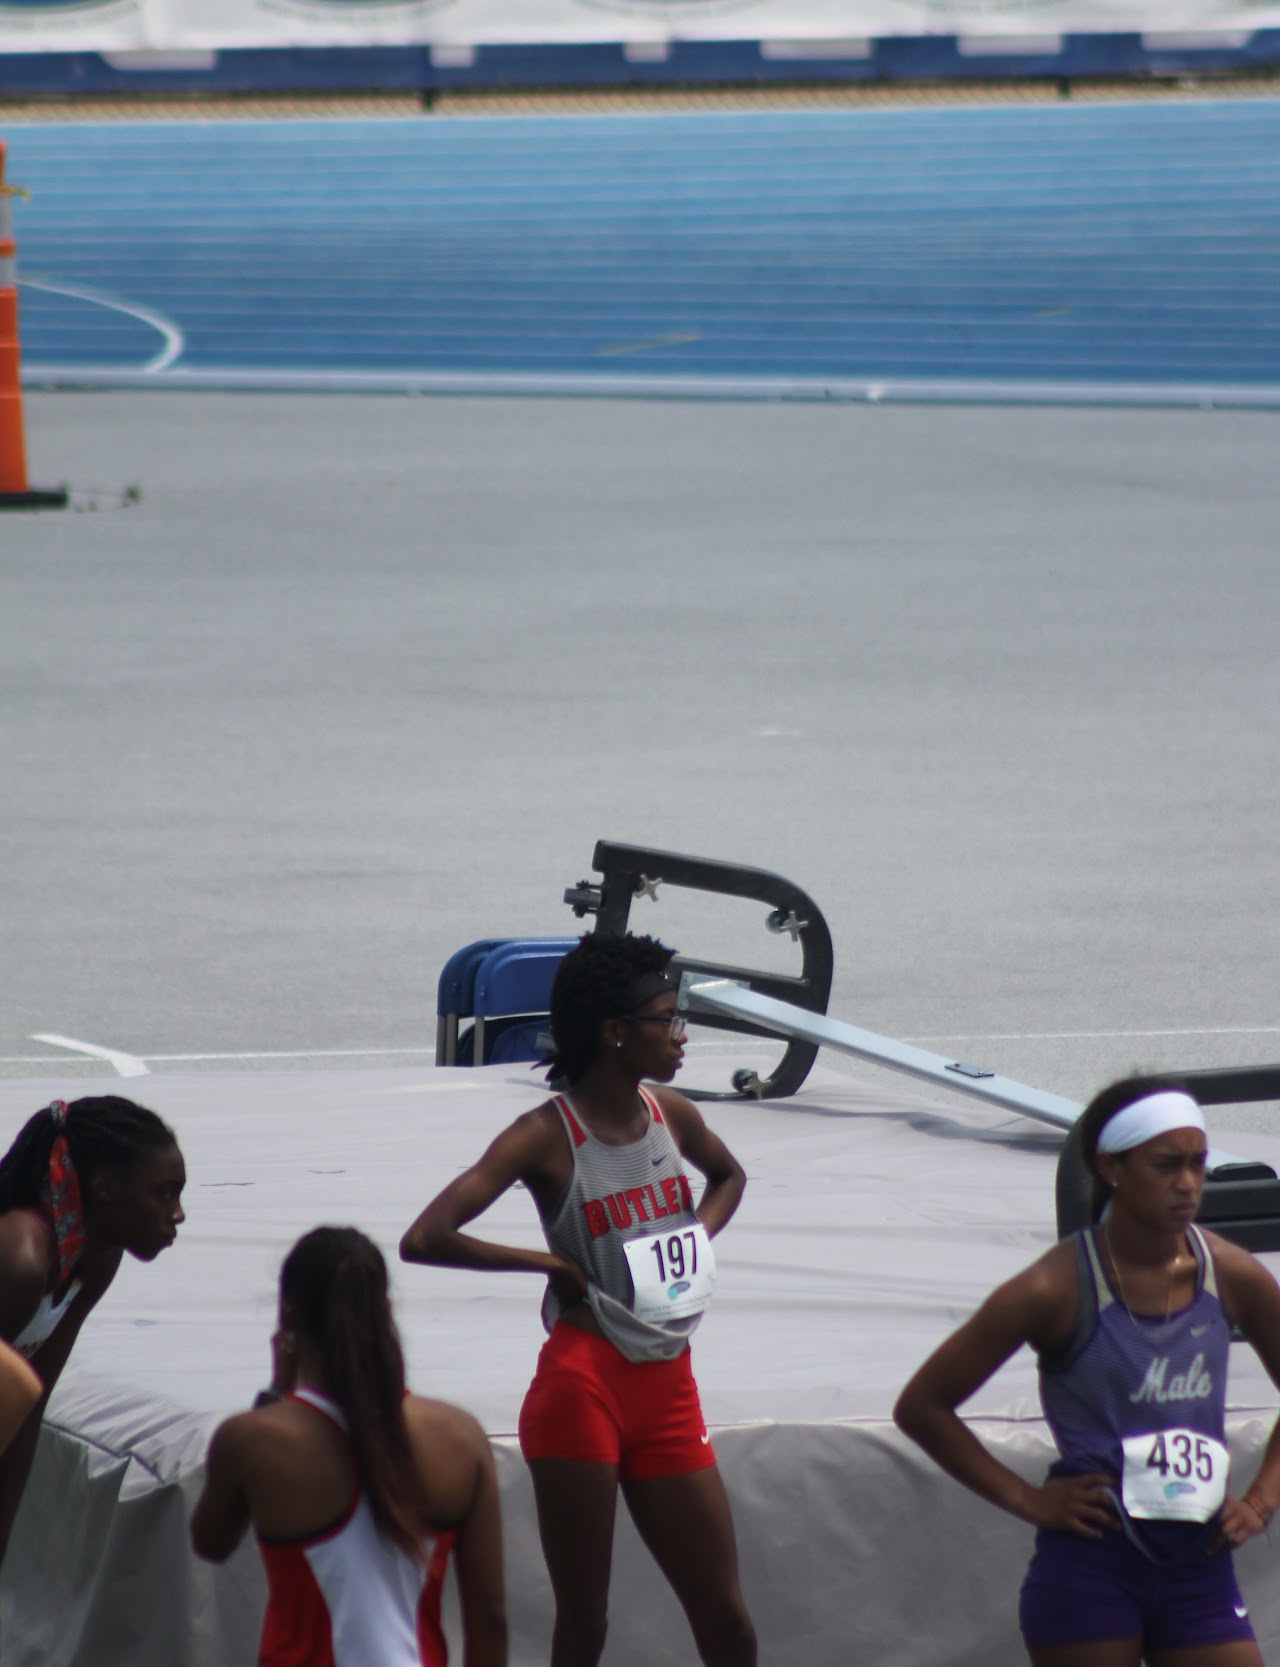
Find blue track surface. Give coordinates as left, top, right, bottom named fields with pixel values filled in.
left=7, top=103, right=1280, bottom=397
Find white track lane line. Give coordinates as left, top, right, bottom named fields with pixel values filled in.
left=6, top=1027, right=1276, bottom=1080
left=906, top=1025, right=1280, bottom=1043
left=19, top=279, right=185, bottom=373
left=30, top=1033, right=150, bottom=1078
left=142, top=1047, right=440, bottom=1062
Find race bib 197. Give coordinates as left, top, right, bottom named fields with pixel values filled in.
left=622, top=1223, right=716, bottom=1323
left=1121, top=1428, right=1229, bottom=1523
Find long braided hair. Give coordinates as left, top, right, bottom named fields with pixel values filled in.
left=280, top=1227, right=426, bottom=1561
left=0, top=1097, right=178, bottom=1280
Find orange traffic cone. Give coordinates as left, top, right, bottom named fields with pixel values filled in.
left=1, top=139, right=67, bottom=511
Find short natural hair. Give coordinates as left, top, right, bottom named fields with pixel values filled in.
left=548, top=933, right=676, bottom=1085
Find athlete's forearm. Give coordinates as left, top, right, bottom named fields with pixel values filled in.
left=457, top=1450, right=509, bottom=1667
left=0, top=1346, right=41, bottom=1457
left=694, top=1169, right=745, bottom=1239
left=895, top=1400, right=1042, bottom=1524
left=401, top=1223, right=563, bottom=1280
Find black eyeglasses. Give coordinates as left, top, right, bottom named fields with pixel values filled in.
left=623, top=1012, right=688, bottom=1042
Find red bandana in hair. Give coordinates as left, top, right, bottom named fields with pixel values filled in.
left=41, top=1101, right=86, bottom=1284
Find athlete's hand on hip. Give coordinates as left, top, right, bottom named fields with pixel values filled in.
left=1032, top=1474, right=1118, bottom=1538
left=1214, top=1495, right=1270, bottom=1552
left=546, top=1256, right=589, bottom=1308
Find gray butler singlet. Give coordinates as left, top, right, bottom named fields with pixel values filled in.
left=539, top=1087, right=703, bottom=1363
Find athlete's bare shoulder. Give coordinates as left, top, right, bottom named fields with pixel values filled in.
left=1027, top=1234, right=1082, bottom=1288
left=1199, top=1227, right=1280, bottom=1318
left=462, top=1096, right=567, bottom=1186
left=0, top=1209, right=51, bottom=1282
left=404, top=1394, right=495, bottom=1529
left=519, top=1095, right=565, bottom=1134
left=986, top=1236, right=1082, bottom=1356
left=499, top=1096, right=571, bottom=1186
left=204, top=1407, right=259, bottom=1474
left=649, top=1083, right=701, bottom=1121
left=405, top=1393, right=488, bottom=1455
left=0, top=1210, right=53, bottom=1341
left=1199, top=1226, right=1258, bottom=1277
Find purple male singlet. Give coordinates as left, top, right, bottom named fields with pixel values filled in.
left=1039, top=1223, right=1231, bottom=1562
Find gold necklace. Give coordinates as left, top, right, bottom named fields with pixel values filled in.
left=1102, top=1224, right=1185, bottom=1338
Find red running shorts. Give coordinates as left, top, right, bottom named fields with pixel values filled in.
left=519, top=1323, right=717, bottom=1481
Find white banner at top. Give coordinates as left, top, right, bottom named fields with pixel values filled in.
left=0, top=0, right=1274, bottom=53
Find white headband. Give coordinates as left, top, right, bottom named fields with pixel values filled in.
left=1096, top=1090, right=1205, bottom=1155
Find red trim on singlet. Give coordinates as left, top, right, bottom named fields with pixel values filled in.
left=559, top=1087, right=665, bottom=1142
left=639, top=1086, right=666, bottom=1125
left=556, top=1097, right=589, bottom=1147
left=256, top=1392, right=455, bottom=1667
left=418, top=1534, right=453, bottom=1667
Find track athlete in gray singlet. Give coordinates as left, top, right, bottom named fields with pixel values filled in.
left=401, top=934, right=757, bottom=1667
left=895, top=1075, right=1280, bottom=1667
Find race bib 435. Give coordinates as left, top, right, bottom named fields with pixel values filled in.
left=1121, top=1429, right=1229, bottom=1523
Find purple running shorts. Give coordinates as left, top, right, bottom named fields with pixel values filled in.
left=1019, top=1527, right=1255, bottom=1653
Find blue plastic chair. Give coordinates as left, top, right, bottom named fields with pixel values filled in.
left=437, top=936, right=576, bottom=1067
left=435, top=938, right=505, bottom=1065
left=469, top=939, right=576, bottom=1066
left=485, top=1019, right=555, bottom=1066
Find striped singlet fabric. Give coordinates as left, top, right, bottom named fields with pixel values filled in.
left=256, top=1389, right=453, bottom=1667
left=539, top=1086, right=703, bottom=1363
left=1039, top=1224, right=1231, bottom=1562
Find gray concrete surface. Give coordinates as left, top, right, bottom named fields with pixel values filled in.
left=2, top=391, right=1278, bottom=1124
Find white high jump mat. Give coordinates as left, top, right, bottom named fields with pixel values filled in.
left=4, top=1063, right=1280, bottom=1667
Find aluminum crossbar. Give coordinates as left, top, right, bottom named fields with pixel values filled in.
left=680, top=976, right=1247, bottom=1170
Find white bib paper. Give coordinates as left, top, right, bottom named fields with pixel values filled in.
left=1121, top=1428, right=1229, bottom=1522
left=623, top=1223, right=716, bottom=1323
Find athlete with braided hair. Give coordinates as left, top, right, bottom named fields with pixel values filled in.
left=0, top=1094, right=185, bottom=1563
left=401, top=933, right=756, bottom=1667
left=192, top=1226, right=507, bottom=1667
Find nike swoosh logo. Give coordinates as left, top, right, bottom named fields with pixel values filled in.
left=652, top=1155, right=666, bottom=1166
left=1190, top=1324, right=1212, bottom=1337
left=699, top=1431, right=711, bottom=1445
left=1235, top=1606, right=1249, bottom=1619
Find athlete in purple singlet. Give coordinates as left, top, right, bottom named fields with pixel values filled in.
left=895, top=1074, right=1280, bottom=1667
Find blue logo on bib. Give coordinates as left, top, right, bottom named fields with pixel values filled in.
left=667, top=1280, right=691, bottom=1301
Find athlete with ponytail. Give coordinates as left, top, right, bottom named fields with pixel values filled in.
left=0, top=1094, right=186, bottom=1563
left=401, top=933, right=756, bottom=1667
left=191, top=1226, right=507, bottom=1667
left=896, top=1074, right=1280, bottom=1666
